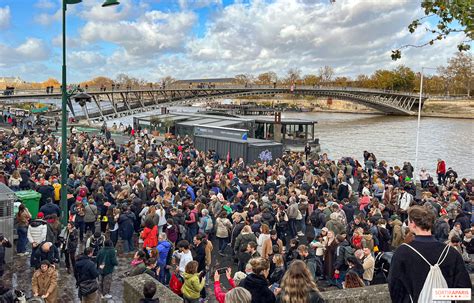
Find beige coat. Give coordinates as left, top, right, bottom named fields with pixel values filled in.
left=32, top=267, right=58, bottom=303
left=215, top=218, right=232, bottom=238
left=262, top=237, right=283, bottom=259
left=362, top=254, right=375, bottom=282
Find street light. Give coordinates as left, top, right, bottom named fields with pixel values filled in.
left=60, top=0, right=120, bottom=226
left=413, top=66, right=437, bottom=185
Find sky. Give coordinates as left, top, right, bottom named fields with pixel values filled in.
left=0, top=0, right=468, bottom=83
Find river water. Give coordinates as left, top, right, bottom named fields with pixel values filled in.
left=282, top=112, right=473, bottom=179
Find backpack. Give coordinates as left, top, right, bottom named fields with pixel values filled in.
left=90, top=235, right=105, bottom=256
left=342, top=245, right=355, bottom=263
left=310, top=210, right=323, bottom=227
left=204, top=217, right=214, bottom=232
left=402, top=243, right=450, bottom=303
left=165, top=241, right=175, bottom=266
left=79, top=187, right=87, bottom=197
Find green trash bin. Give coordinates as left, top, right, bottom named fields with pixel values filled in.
left=15, top=190, right=41, bottom=219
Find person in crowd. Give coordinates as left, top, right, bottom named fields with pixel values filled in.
left=39, top=198, right=60, bottom=218
left=214, top=268, right=235, bottom=303
left=129, top=251, right=147, bottom=276
left=269, top=254, right=285, bottom=286
left=257, top=223, right=271, bottom=256
left=75, top=247, right=100, bottom=303
left=298, top=245, right=318, bottom=281
left=119, top=206, right=136, bottom=253
left=31, top=241, right=59, bottom=270
left=234, top=225, right=257, bottom=271
left=139, top=280, right=159, bottom=303
left=181, top=260, right=205, bottom=303
left=276, top=259, right=325, bottom=303
left=59, top=221, right=79, bottom=274
left=215, top=211, right=232, bottom=255
left=361, top=247, right=375, bottom=285
left=388, top=206, right=472, bottom=303
left=225, top=287, right=252, bottom=303
left=96, top=240, right=118, bottom=299
left=28, top=212, right=47, bottom=264
left=175, top=240, right=193, bottom=274
left=0, top=234, right=12, bottom=277
left=141, top=218, right=158, bottom=252
left=239, top=257, right=276, bottom=303
left=343, top=270, right=365, bottom=289
left=157, top=233, right=173, bottom=284
left=85, top=231, right=105, bottom=260
left=31, top=260, right=58, bottom=303
left=16, top=204, right=31, bottom=256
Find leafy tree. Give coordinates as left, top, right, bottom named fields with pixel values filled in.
left=41, top=78, right=60, bottom=88
left=81, top=76, right=114, bottom=88
left=257, top=72, right=278, bottom=84
left=303, top=74, right=321, bottom=86
left=392, top=0, right=472, bottom=60
left=438, top=52, right=473, bottom=96
left=392, top=66, right=416, bottom=91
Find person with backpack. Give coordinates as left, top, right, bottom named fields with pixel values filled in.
left=83, top=200, right=98, bottom=236
left=85, top=231, right=105, bottom=260
left=157, top=233, right=173, bottom=284
left=198, top=209, right=214, bottom=238
left=59, top=221, right=78, bottom=274
left=333, top=234, right=353, bottom=289
left=310, top=203, right=326, bottom=238
left=388, top=206, right=472, bottom=303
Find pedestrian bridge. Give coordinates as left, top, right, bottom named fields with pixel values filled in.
left=0, top=86, right=427, bottom=122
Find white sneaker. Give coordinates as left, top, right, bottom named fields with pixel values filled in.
left=23, top=251, right=30, bottom=256
left=17, top=253, right=24, bottom=256
left=297, top=231, right=305, bottom=236
left=103, top=294, right=112, bottom=299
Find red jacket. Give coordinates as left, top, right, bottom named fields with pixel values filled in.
left=437, top=161, right=446, bottom=174
left=214, top=279, right=236, bottom=303
left=141, top=225, right=158, bottom=248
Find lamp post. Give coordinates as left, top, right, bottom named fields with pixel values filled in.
left=413, top=66, right=436, bottom=185
left=60, top=0, right=120, bottom=226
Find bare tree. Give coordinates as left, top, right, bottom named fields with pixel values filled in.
left=318, top=66, right=334, bottom=83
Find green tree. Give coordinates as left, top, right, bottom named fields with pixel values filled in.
left=392, top=0, right=472, bottom=60
left=392, top=66, right=416, bottom=91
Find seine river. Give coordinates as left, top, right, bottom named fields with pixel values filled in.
left=283, top=112, right=473, bottom=179
left=106, top=107, right=473, bottom=179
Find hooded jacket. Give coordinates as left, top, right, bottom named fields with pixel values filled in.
left=181, top=272, right=205, bottom=299
left=157, top=240, right=172, bottom=266
left=28, top=219, right=47, bottom=245
left=74, top=254, right=99, bottom=283
left=390, top=219, right=404, bottom=248
left=96, top=246, right=118, bottom=276
left=240, top=273, right=276, bottom=303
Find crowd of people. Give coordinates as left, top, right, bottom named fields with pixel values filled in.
left=0, top=121, right=472, bottom=302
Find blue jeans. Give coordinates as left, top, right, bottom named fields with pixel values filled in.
left=187, top=226, right=198, bottom=243
left=17, top=226, right=28, bottom=253
left=218, top=237, right=228, bottom=252
left=288, top=219, right=297, bottom=238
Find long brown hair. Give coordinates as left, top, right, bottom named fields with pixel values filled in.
left=279, top=260, right=320, bottom=303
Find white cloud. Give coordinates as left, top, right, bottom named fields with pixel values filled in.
left=178, top=0, right=222, bottom=10
left=69, top=50, right=107, bottom=69
left=35, top=0, right=56, bottom=10
left=0, top=38, right=50, bottom=67
left=0, top=6, right=10, bottom=29
left=35, top=8, right=61, bottom=25
left=79, top=9, right=197, bottom=56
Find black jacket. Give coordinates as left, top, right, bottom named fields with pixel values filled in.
left=388, top=235, right=472, bottom=303
left=31, top=242, right=59, bottom=269
left=310, top=209, right=326, bottom=229
left=75, top=254, right=99, bottom=284
left=240, top=273, right=276, bottom=303
left=304, top=251, right=318, bottom=281
left=40, top=202, right=60, bottom=217
left=334, top=240, right=350, bottom=271
left=0, top=239, right=12, bottom=271
left=269, top=266, right=285, bottom=285
left=193, top=242, right=206, bottom=272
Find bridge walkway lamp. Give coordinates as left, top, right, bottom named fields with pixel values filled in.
left=60, top=0, right=120, bottom=226
left=413, top=66, right=436, bottom=185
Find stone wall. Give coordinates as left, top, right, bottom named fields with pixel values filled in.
left=320, top=274, right=474, bottom=303
left=123, top=274, right=183, bottom=303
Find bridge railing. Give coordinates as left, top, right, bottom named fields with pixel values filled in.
left=4, top=85, right=469, bottom=99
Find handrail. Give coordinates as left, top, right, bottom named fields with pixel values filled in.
left=1, top=85, right=434, bottom=98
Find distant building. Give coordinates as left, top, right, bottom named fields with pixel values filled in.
left=0, top=76, right=25, bottom=85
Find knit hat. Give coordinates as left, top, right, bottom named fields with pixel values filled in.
left=37, top=212, right=45, bottom=219
left=232, top=272, right=248, bottom=285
